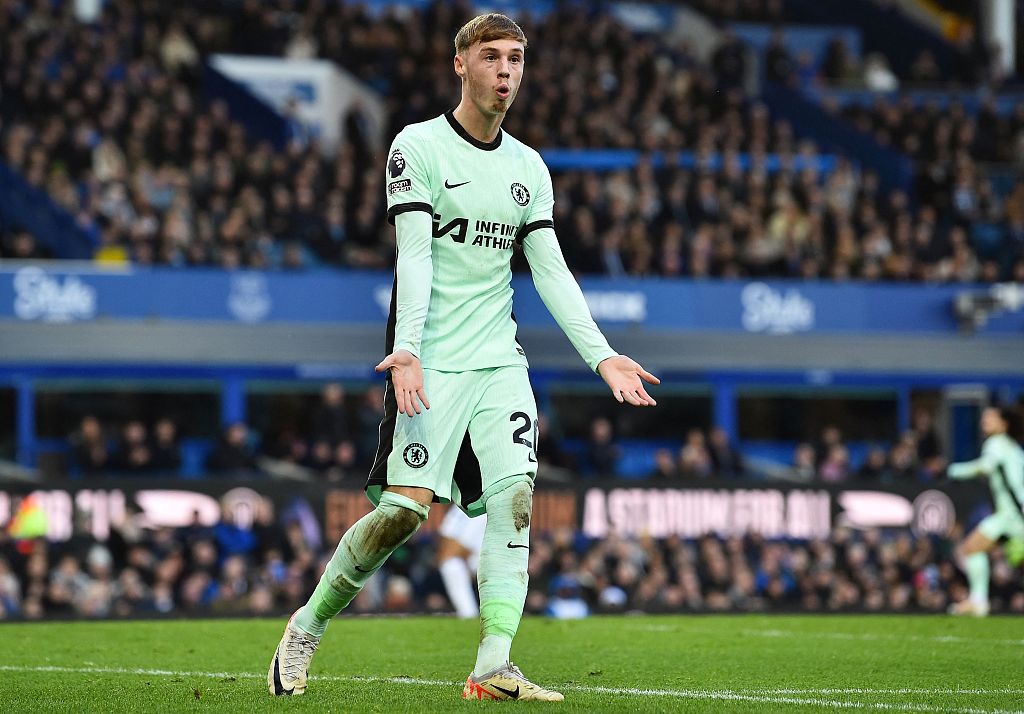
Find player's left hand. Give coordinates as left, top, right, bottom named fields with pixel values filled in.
left=597, top=355, right=660, bottom=406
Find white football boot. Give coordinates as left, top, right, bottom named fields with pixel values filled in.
left=268, top=610, right=321, bottom=696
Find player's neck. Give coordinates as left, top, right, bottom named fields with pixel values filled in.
left=452, top=101, right=504, bottom=144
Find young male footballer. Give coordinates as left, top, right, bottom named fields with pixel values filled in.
left=269, top=13, right=659, bottom=701
left=947, top=406, right=1024, bottom=616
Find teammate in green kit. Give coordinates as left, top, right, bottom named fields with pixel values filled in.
left=269, top=13, right=659, bottom=701
left=947, top=406, right=1024, bottom=616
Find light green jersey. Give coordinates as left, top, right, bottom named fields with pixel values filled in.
left=949, top=433, right=1024, bottom=518
left=384, top=110, right=615, bottom=373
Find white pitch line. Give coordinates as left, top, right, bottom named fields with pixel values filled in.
left=742, top=628, right=1024, bottom=647
left=0, top=665, right=455, bottom=686
left=0, top=665, right=1021, bottom=714
left=627, top=623, right=1024, bottom=648
left=573, top=685, right=1023, bottom=714
left=762, top=689, right=1024, bottom=696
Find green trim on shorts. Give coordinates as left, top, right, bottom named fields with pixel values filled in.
left=472, top=473, right=535, bottom=518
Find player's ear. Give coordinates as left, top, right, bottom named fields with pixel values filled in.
left=454, top=52, right=466, bottom=79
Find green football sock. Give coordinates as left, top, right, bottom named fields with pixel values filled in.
left=293, top=491, right=429, bottom=637
left=474, top=480, right=533, bottom=678
left=965, top=552, right=989, bottom=608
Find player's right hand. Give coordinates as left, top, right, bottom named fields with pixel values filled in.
left=376, top=349, right=431, bottom=417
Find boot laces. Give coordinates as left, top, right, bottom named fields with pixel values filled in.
left=282, top=631, right=319, bottom=679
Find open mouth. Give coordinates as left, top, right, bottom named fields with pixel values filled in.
left=496, top=84, right=510, bottom=99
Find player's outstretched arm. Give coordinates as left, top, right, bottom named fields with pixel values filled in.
left=947, top=450, right=996, bottom=479
left=376, top=349, right=430, bottom=418
left=597, top=355, right=660, bottom=407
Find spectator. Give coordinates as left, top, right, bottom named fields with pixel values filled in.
left=150, top=418, right=182, bottom=473
left=708, top=427, right=744, bottom=478
left=679, top=428, right=713, bottom=478
left=586, top=417, right=620, bottom=476
left=0, top=229, right=49, bottom=259
left=764, top=27, right=794, bottom=85
left=214, top=508, right=258, bottom=561
left=789, top=443, right=817, bottom=482
left=536, top=413, right=573, bottom=472
left=649, top=448, right=680, bottom=479
left=72, top=416, right=110, bottom=475
left=815, top=426, right=844, bottom=469
left=712, top=28, right=747, bottom=90
left=819, top=445, right=851, bottom=483
left=857, top=447, right=891, bottom=481
left=311, top=383, right=349, bottom=444
left=114, top=420, right=152, bottom=473
left=823, top=37, right=858, bottom=84
left=911, top=409, right=942, bottom=463
left=908, top=50, right=941, bottom=85
left=889, top=439, right=918, bottom=480
left=207, top=423, right=258, bottom=474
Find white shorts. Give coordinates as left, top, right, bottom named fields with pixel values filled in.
left=440, top=506, right=486, bottom=569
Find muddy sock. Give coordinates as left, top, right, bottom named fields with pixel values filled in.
left=473, top=481, right=532, bottom=678
left=293, top=491, right=429, bottom=637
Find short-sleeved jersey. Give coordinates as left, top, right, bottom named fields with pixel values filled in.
left=384, top=110, right=553, bottom=372
left=950, top=433, right=1024, bottom=518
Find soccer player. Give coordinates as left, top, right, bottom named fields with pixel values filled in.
left=438, top=506, right=487, bottom=619
left=947, top=406, right=1024, bottom=616
left=268, top=13, right=659, bottom=701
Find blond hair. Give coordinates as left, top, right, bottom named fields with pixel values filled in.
left=454, top=13, right=528, bottom=55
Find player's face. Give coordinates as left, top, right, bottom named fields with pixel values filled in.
left=457, top=39, right=525, bottom=117
left=980, top=407, right=1005, bottom=437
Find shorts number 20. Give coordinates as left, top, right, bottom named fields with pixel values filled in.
left=510, top=412, right=539, bottom=463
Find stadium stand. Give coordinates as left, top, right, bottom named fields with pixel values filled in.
left=2, top=0, right=1024, bottom=624
left=3, top=512, right=1022, bottom=619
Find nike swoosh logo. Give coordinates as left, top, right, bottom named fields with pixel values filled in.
left=445, top=179, right=470, bottom=189
left=354, top=565, right=372, bottom=573
left=507, top=542, right=529, bottom=550
left=493, top=684, right=520, bottom=699
left=273, top=655, right=294, bottom=695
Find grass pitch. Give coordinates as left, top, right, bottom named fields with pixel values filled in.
left=1, top=614, right=1022, bottom=712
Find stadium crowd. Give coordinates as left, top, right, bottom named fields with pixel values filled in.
left=56, top=382, right=947, bottom=484
left=3, top=0, right=1023, bottom=281
left=1, top=503, right=1019, bottom=620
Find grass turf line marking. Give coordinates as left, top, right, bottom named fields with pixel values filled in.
left=627, top=623, right=1024, bottom=648
left=759, top=689, right=1024, bottom=696
left=574, top=685, right=1023, bottom=714
left=743, top=628, right=1024, bottom=647
left=1, top=665, right=1021, bottom=714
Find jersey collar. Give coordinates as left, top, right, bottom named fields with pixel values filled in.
left=444, top=109, right=502, bottom=151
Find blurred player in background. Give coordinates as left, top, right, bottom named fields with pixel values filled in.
left=947, top=406, right=1024, bottom=616
left=438, top=507, right=486, bottom=618
left=268, top=12, right=659, bottom=701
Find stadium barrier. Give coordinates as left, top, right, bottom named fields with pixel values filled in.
left=0, top=478, right=991, bottom=547
left=3, top=265, right=1023, bottom=335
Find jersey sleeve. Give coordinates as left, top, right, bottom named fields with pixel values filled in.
left=384, top=131, right=434, bottom=358
left=948, top=438, right=999, bottom=479
left=524, top=225, right=617, bottom=372
left=392, top=211, right=433, bottom=358
left=516, top=155, right=554, bottom=244
left=385, top=131, right=434, bottom=225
